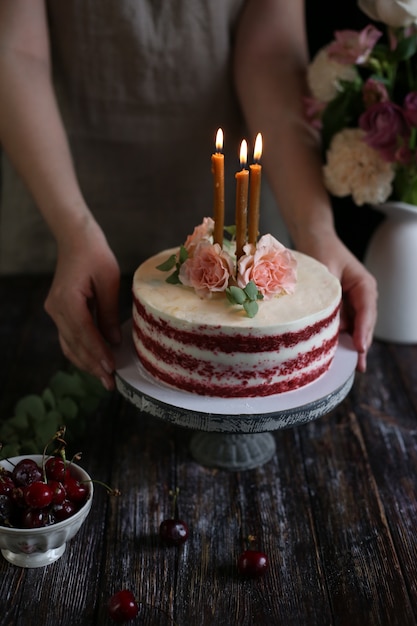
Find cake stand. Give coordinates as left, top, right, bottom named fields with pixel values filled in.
left=113, top=321, right=357, bottom=471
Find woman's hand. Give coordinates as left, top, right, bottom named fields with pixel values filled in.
left=302, top=235, right=378, bottom=373
left=44, top=222, right=121, bottom=390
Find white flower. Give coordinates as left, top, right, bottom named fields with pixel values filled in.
left=307, top=48, right=358, bottom=103
left=323, top=128, right=395, bottom=205
left=358, top=0, right=417, bottom=27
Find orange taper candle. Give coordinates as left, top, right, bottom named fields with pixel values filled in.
left=248, top=133, right=263, bottom=244
left=235, top=139, right=249, bottom=261
left=211, top=128, right=225, bottom=246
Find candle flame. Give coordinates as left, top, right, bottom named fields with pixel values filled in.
left=254, top=133, right=263, bottom=161
left=215, top=128, right=223, bottom=152
left=239, top=139, right=248, bottom=169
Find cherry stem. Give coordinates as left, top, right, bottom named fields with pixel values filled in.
left=168, top=487, right=180, bottom=519
left=82, top=478, right=121, bottom=497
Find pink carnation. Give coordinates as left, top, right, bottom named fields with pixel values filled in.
left=236, top=234, right=297, bottom=300
left=362, top=78, right=389, bottom=108
left=359, top=101, right=410, bottom=161
left=327, top=25, right=382, bottom=65
left=183, top=217, right=214, bottom=257
left=179, top=240, right=234, bottom=298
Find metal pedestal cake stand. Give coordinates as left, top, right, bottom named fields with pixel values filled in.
left=114, top=322, right=357, bottom=471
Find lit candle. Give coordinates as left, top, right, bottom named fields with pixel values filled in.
left=235, top=139, right=249, bottom=261
left=248, top=133, right=263, bottom=245
left=211, top=128, right=225, bottom=246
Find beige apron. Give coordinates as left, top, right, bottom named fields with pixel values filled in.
left=0, top=0, right=288, bottom=274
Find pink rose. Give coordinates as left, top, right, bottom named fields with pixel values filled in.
left=362, top=78, right=389, bottom=108
left=236, top=234, right=297, bottom=300
left=327, top=25, right=382, bottom=65
left=179, top=241, right=234, bottom=298
left=404, top=91, right=417, bottom=126
left=359, top=101, right=410, bottom=161
left=183, top=217, right=214, bottom=257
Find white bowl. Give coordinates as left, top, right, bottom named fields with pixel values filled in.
left=0, top=454, right=93, bottom=568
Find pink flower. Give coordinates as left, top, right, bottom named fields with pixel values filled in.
left=359, top=101, right=410, bottom=161
left=327, top=25, right=382, bottom=65
left=236, top=234, right=297, bottom=300
left=395, top=144, right=413, bottom=166
left=362, top=78, right=389, bottom=108
left=179, top=240, right=234, bottom=298
left=404, top=91, right=417, bottom=126
left=183, top=217, right=214, bottom=257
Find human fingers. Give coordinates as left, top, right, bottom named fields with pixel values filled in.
left=340, top=268, right=378, bottom=373
left=45, top=286, right=117, bottom=390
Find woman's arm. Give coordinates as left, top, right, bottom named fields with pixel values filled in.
left=234, top=0, right=377, bottom=371
left=0, top=0, right=121, bottom=389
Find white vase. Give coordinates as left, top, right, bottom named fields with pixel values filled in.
left=364, top=201, right=417, bottom=344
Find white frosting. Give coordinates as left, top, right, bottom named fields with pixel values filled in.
left=132, top=248, right=342, bottom=397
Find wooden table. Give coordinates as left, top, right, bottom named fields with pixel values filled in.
left=1, top=275, right=417, bottom=626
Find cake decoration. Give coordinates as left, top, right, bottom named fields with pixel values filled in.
left=132, top=129, right=342, bottom=398
left=157, top=130, right=297, bottom=318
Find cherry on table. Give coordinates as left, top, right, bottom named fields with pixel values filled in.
left=108, top=589, right=139, bottom=623
left=237, top=549, right=269, bottom=578
left=159, top=487, right=189, bottom=546
left=159, top=518, right=189, bottom=546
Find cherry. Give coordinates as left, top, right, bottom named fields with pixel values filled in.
left=108, top=589, right=139, bottom=623
left=65, top=476, right=88, bottom=504
left=237, top=549, right=269, bottom=578
left=24, top=481, right=54, bottom=509
left=12, top=459, right=42, bottom=487
left=159, top=518, right=189, bottom=546
left=48, top=480, right=66, bottom=505
left=159, top=487, right=189, bottom=546
left=45, top=456, right=66, bottom=482
left=52, top=499, right=78, bottom=522
left=0, top=474, right=15, bottom=496
left=21, top=508, right=54, bottom=529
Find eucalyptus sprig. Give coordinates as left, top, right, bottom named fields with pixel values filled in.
left=0, top=367, right=108, bottom=459
left=226, top=281, right=264, bottom=318
left=156, top=245, right=188, bottom=285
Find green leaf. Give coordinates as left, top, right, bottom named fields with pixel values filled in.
left=0, top=443, right=22, bottom=459
left=179, top=245, right=188, bottom=264
left=392, top=34, right=417, bottom=62
left=243, top=281, right=259, bottom=301
left=19, top=440, right=41, bottom=455
left=166, top=269, right=181, bottom=284
left=226, top=286, right=246, bottom=305
left=6, top=414, right=30, bottom=433
left=321, top=84, right=363, bottom=151
left=223, top=224, right=236, bottom=238
left=56, top=397, right=79, bottom=421
left=244, top=300, right=259, bottom=318
left=42, top=387, right=56, bottom=410
left=49, top=370, right=86, bottom=399
left=156, top=254, right=177, bottom=272
left=15, top=395, right=46, bottom=421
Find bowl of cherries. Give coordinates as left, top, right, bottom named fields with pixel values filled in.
left=0, top=445, right=93, bottom=568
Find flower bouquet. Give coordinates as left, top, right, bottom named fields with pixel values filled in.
left=305, top=0, right=417, bottom=206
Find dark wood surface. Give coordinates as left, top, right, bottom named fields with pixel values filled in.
left=1, top=275, right=417, bottom=626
